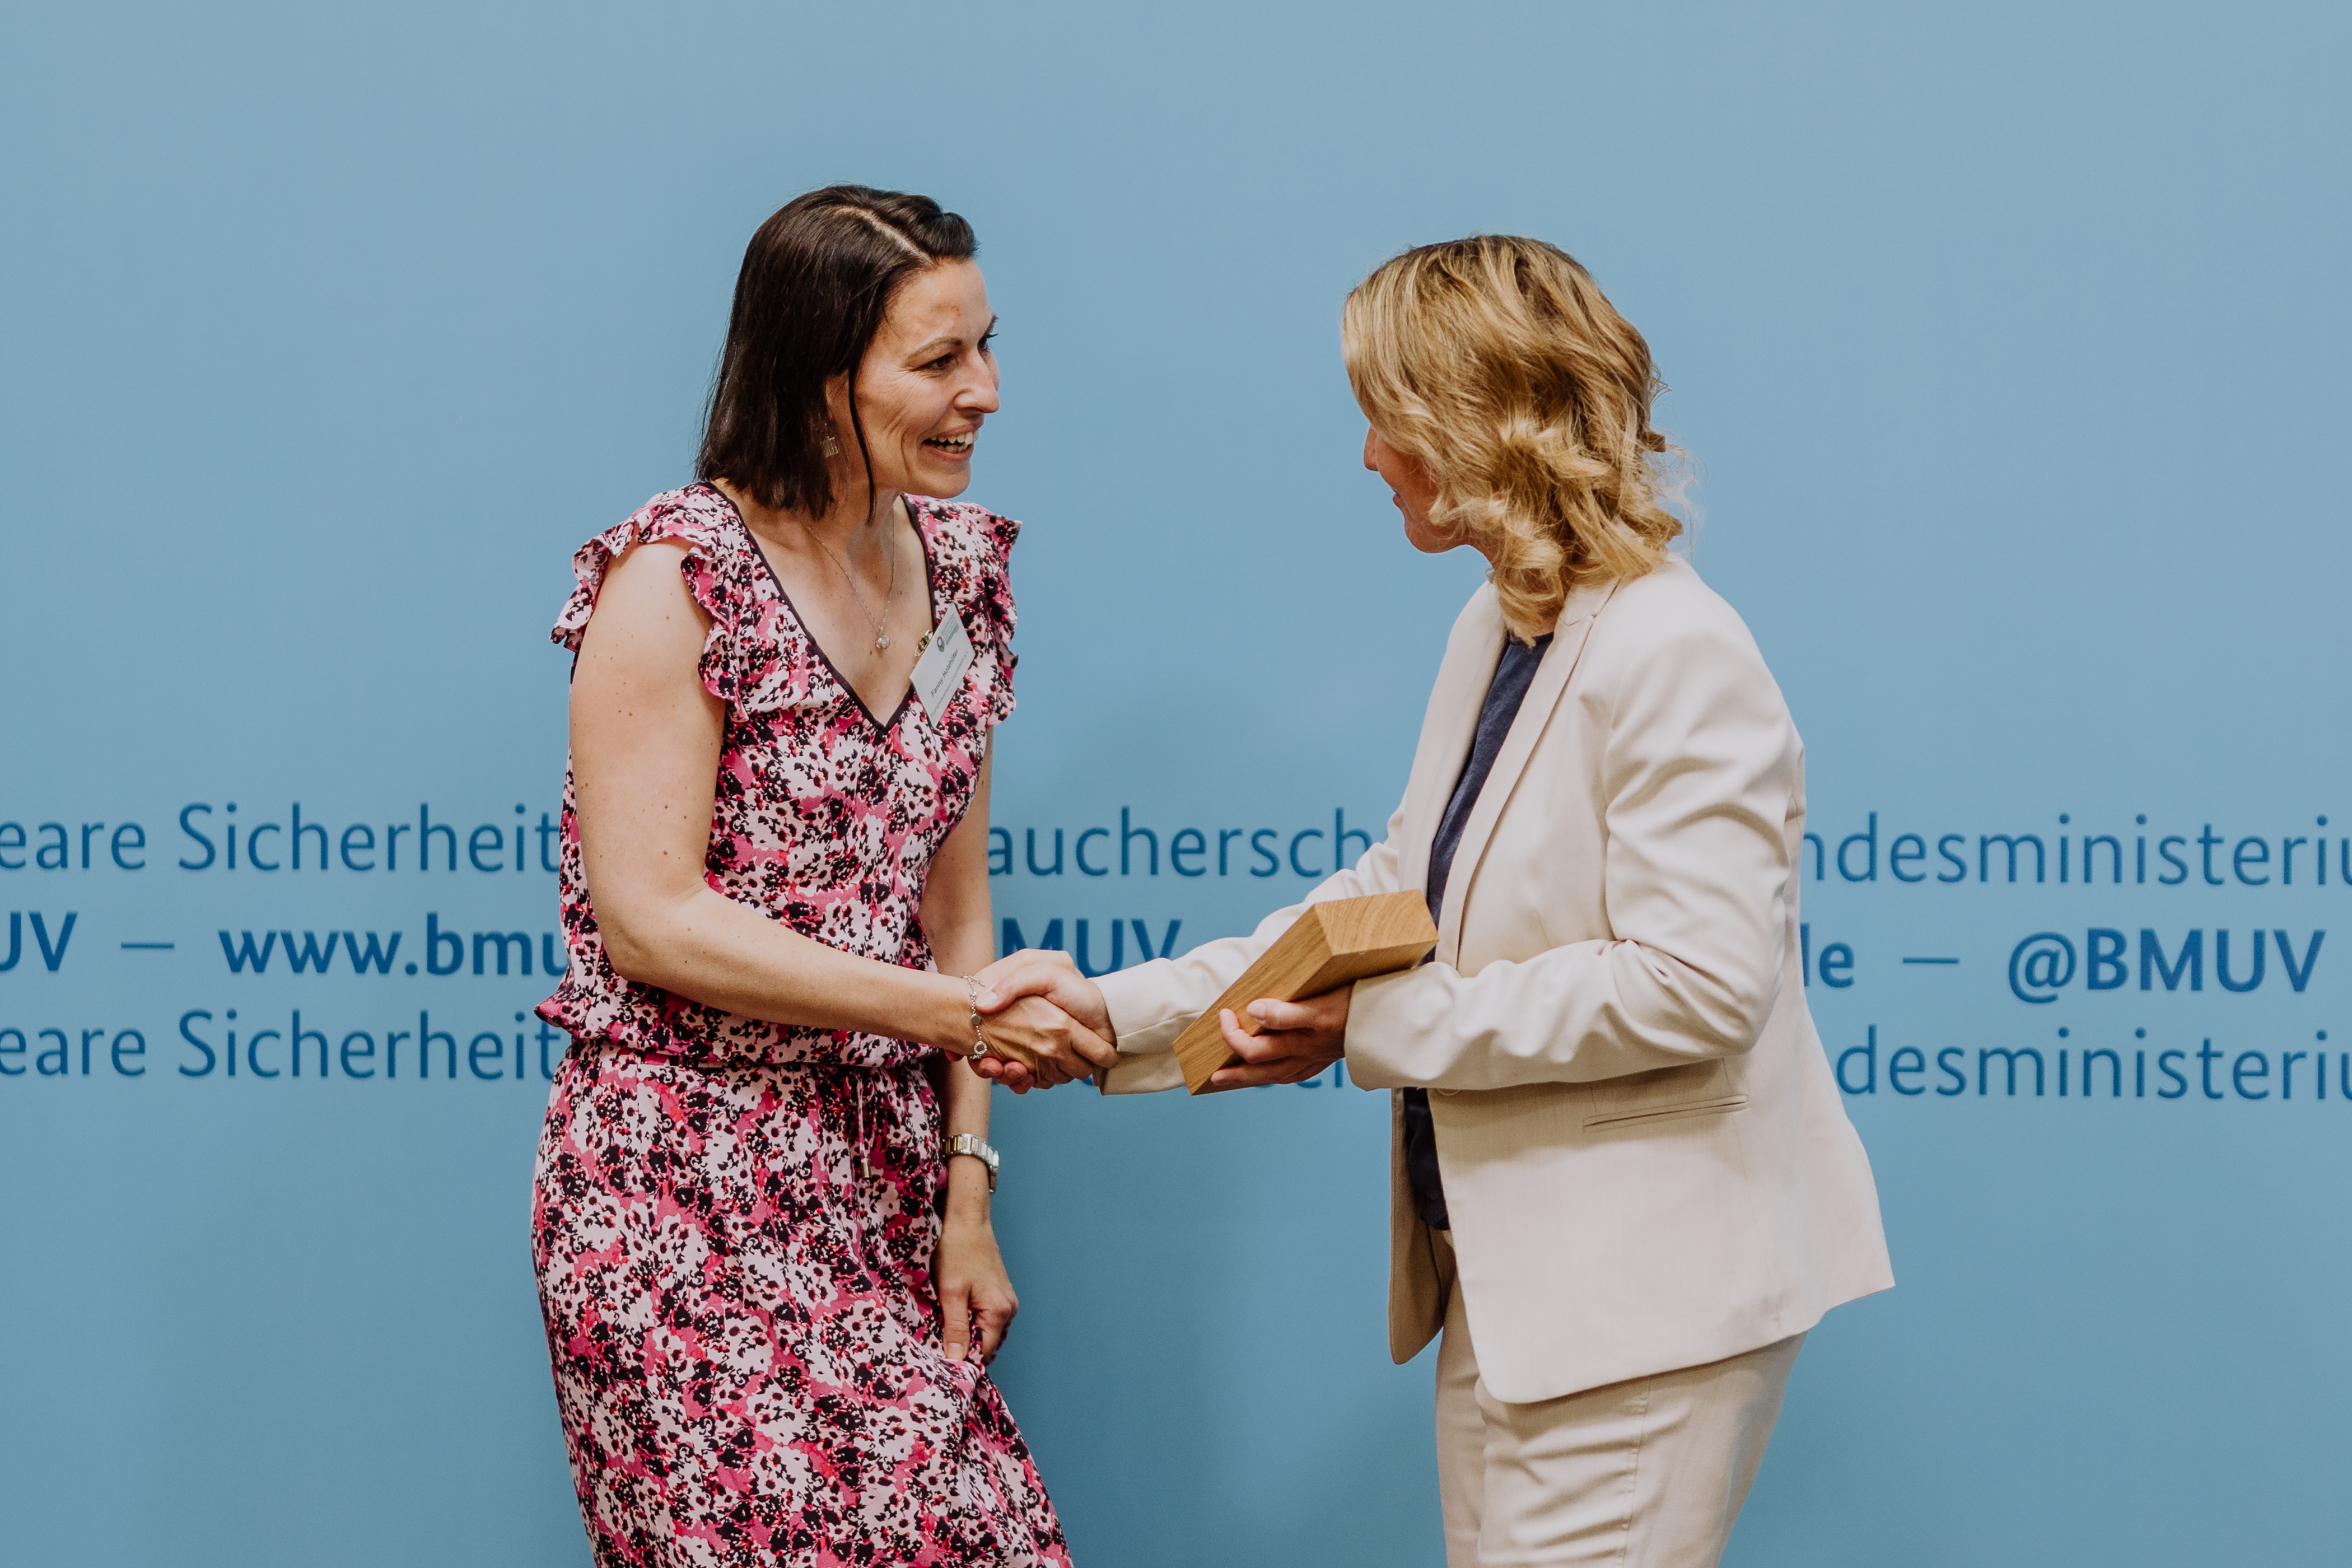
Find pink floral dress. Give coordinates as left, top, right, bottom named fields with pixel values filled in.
left=531, top=482, right=1070, bottom=1567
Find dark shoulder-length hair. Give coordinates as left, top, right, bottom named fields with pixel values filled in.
left=696, top=185, right=977, bottom=516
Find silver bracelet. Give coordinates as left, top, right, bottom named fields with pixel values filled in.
left=962, top=974, right=992, bottom=1060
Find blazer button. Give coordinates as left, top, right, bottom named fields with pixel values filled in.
left=1432, top=1087, right=1459, bottom=1098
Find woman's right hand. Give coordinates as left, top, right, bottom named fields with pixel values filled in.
left=968, top=951, right=1116, bottom=1092
left=964, top=976, right=1117, bottom=1091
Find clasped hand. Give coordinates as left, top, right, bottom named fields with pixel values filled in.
left=956, top=959, right=1117, bottom=1091
left=968, top=949, right=1352, bottom=1093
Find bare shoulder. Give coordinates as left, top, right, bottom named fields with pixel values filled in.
left=597, top=534, right=698, bottom=600
left=577, top=537, right=708, bottom=670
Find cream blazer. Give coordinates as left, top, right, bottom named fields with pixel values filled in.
left=1094, top=558, right=1893, bottom=1404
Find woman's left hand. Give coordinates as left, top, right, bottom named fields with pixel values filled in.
left=936, top=1216, right=1018, bottom=1364
left=1206, top=986, right=1352, bottom=1089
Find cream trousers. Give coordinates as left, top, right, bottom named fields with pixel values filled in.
left=1434, top=1234, right=1803, bottom=1568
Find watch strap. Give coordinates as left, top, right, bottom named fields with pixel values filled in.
left=944, top=1132, right=999, bottom=1192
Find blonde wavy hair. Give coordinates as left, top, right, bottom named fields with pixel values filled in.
left=1343, top=236, right=1687, bottom=636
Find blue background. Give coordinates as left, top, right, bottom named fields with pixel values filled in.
left=4, top=3, right=2349, bottom=1563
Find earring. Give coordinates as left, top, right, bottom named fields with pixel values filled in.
left=822, top=433, right=842, bottom=458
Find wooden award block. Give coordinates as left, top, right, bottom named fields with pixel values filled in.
left=1170, top=890, right=1439, bottom=1095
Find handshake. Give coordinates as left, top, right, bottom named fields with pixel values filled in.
left=956, top=948, right=1352, bottom=1094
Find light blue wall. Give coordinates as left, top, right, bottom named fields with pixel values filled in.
left=3, top=3, right=2347, bottom=1564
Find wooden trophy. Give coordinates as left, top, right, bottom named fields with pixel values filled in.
left=1169, top=890, right=1439, bottom=1094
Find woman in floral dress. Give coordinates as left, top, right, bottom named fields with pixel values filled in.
left=533, top=186, right=1113, bottom=1567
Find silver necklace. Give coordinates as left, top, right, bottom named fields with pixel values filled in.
left=801, top=520, right=897, bottom=652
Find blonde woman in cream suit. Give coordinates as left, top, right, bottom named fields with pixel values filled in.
left=972, top=236, right=1893, bottom=1567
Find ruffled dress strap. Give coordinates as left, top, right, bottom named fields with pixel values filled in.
left=908, top=495, right=1019, bottom=729
left=551, top=482, right=813, bottom=713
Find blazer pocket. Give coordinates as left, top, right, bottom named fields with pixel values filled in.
left=1582, top=1093, right=1748, bottom=1131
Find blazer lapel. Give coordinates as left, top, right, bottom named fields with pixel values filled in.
left=1397, top=589, right=1506, bottom=903
left=1436, top=578, right=1619, bottom=963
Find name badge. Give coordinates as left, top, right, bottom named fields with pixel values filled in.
left=911, top=604, right=974, bottom=726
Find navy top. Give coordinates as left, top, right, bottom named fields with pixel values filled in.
left=1402, top=631, right=1553, bottom=1231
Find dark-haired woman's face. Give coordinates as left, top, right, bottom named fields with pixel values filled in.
left=836, top=259, right=999, bottom=502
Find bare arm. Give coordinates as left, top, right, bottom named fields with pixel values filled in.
left=570, top=538, right=1111, bottom=1076
left=920, top=748, right=1007, bottom=1126
left=918, top=764, right=1020, bottom=1360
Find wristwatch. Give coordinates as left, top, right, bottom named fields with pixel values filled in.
left=943, top=1133, right=1000, bottom=1192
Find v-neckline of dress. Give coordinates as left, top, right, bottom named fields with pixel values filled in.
left=708, top=483, right=942, bottom=735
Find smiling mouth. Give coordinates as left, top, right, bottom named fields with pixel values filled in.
left=923, top=432, right=976, bottom=456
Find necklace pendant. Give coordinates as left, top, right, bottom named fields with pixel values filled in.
left=875, top=633, right=891, bottom=652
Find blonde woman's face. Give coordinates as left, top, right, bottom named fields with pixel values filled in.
left=1364, top=427, right=1450, bottom=554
